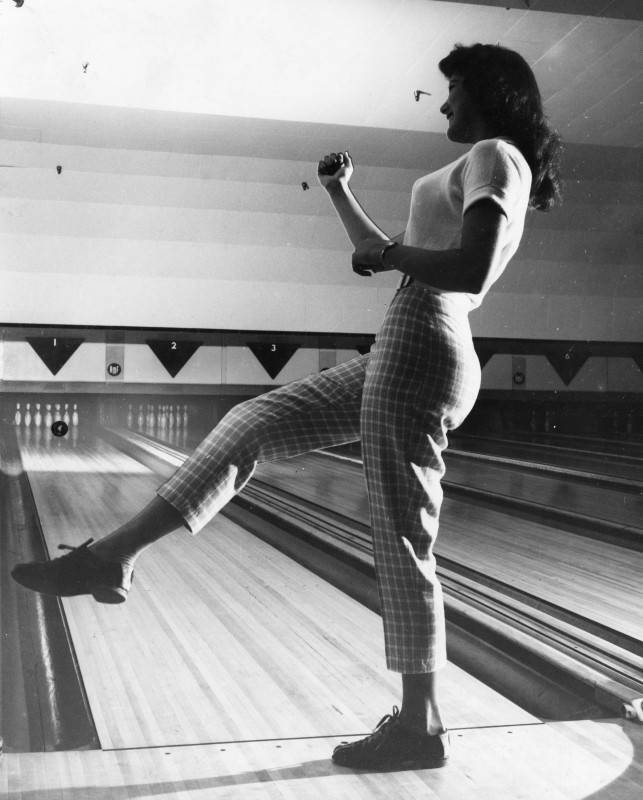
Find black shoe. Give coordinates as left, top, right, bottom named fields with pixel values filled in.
left=332, top=706, right=449, bottom=770
left=11, top=538, right=133, bottom=604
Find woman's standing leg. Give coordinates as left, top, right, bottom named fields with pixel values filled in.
left=333, top=287, right=481, bottom=768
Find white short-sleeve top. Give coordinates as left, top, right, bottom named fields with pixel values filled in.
left=403, top=137, right=532, bottom=310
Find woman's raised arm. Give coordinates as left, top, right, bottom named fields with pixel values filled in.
left=318, top=151, right=391, bottom=248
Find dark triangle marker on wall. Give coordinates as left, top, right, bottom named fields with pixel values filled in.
left=147, top=340, right=202, bottom=378
left=544, top=343, right=591, bottom=386
left=247, top=342, right=299, bottom=379
left=26, top=337, right=84, bottom=376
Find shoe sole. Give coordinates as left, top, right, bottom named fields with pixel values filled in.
left=91, top=585, right=128, bottom=604
left=332, top=755, right=448, bottom=770
left=12, top=569, right=128, bottom=604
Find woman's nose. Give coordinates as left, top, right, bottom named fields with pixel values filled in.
left=439, top=101, right=448, bottom=115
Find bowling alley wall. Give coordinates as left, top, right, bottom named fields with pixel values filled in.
left=0, top=100, right=641, bottom=435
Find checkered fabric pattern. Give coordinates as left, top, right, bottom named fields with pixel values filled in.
left=158, top=356, right=365, bottom=529
left=361, top=285, right=480, bottom=672
left=158, top=283, right=481, bottom=673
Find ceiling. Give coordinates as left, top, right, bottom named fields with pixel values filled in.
left=0, top=0, right=640, bottom=150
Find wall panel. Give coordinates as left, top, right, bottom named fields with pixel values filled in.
left=0, top=104, right=640, bottom=351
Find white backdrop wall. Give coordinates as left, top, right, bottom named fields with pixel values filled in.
left=0, top=101, right=640, bottom=341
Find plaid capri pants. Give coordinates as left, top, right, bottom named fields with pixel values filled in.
left=158, top=283, right=481, bottom=673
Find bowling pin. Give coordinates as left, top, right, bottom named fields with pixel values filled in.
left=44, top=418, right=53, bottom=448
left=45, top=403, right=53, bottom=428
left=182, top=404, right=189, bottom=428
left=34, top=403, right=42, bottom=427
left=72, top=403, right=79, bottom=426
left=63, top=403, right=71, bottom=426
left=14, top=402, right=21, bottom=426
left=137, top=404, right=144, bottom=429
left=126, top=403, right=133, bottom=428
left=24, top=402, right=32, bottom=427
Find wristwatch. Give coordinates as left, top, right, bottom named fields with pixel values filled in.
left=375, top=239, right=399, bottom=270
left=352, top=238, right=400, bottom=276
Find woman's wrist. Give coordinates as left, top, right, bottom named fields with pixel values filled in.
left=325, top=180, right=348, bottom=198
left=352, top=237, right=399, bottom=276
left=380, top=240, right=399, bottom=269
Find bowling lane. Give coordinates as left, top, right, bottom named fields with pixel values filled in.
left=442, top=452, right=642, bottom=530
left=252, top=453, right=643, bottom=644
left=2, top=718, right=640, bottom=800
left=17, top=428, right=537, bottom=751
left=450, top=433, right=643, bottom=482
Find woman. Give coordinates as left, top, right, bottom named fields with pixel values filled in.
left=13, top=43, right=562, bottom=771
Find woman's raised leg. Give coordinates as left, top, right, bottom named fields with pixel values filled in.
left=12, top=357, right=367, bottom=601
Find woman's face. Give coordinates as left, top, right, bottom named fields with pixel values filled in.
left=440, top=74, right=488, bottom=143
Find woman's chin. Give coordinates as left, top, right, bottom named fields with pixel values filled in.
left=446, top=127, right=473, bottom=144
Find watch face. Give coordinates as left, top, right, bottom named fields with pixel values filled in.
left=380, top=241, right=397, bottom=269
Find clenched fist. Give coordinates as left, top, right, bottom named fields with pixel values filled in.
left=317, top=150, right=353, bottom=189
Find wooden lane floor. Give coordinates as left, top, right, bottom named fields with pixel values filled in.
left=15, top=429, right=537, bottom=749
left=252, top=453, right=643, bottom=645
left=325, top=434, right=643, bottom=496
left=7, top=429, right=643, bottom=798
left=442, top=451, right=642, bottom=531
left=326, top=442, right=643, bottom=535
left=2, top=719, right=642, bottom=799
left=456, top=430, right=643, bottom=459
left=449, top=432, right=643, bottom=482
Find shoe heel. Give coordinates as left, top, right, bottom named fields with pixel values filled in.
left=92, top=585, right=128, bottom=604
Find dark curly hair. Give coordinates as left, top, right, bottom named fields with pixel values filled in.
left=439, top=43, right=563, bottom=211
